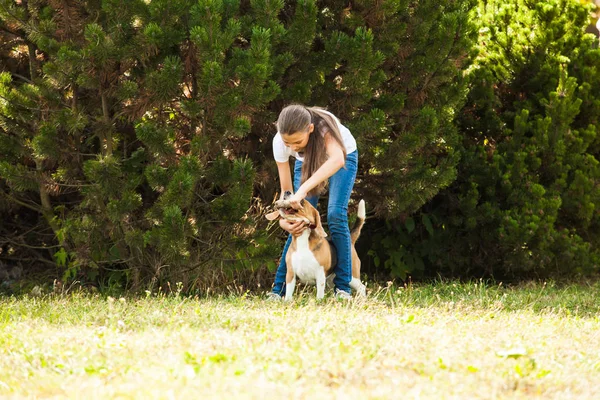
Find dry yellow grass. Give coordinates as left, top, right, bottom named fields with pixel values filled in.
left=0, top=282, right=599, bottom=399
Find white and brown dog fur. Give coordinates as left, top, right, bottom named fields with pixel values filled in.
left=266, top=196, right=367, bottom=301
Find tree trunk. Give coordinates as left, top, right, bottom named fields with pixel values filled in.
left=101, top=92, right=113, bottom=156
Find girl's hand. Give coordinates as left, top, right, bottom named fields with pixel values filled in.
left=279, top=219, right=305, bottom=236
left=287, top=190, right=307, bottom=209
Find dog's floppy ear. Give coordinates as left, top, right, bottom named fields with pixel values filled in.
left=265, top=210, right=280, bottom=221
left=311, top=207, right=327, bottom=238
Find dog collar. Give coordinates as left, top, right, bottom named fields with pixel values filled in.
left=309, top=224, right=317, bottom=229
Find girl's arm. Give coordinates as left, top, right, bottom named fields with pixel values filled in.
left=276, top=161, right=293, bottom=199
left=276, top=160, right=305, bottom=235
left=292, top=133, right=345, bottom=205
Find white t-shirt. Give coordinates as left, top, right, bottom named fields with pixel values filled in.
left=272, top=110, right=357, bottom=163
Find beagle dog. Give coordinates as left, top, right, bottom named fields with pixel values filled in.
left=266, top=194, right=367, bottom=301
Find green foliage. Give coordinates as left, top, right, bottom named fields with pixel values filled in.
left=0, top=0, right=477, bottom=289
left=409, top=0, right=600, bottom=278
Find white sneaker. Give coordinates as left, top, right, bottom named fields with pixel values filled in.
left=266, top=292, right=283, bottom=301
left=335, top=289, right=352, bottom=300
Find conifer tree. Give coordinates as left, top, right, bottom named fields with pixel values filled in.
left=414, top=0, right=600, bottom=277
left=0, top=0, right=477, bottom=289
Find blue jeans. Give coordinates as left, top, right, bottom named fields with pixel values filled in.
left=272, top=150, right=358, bottom=295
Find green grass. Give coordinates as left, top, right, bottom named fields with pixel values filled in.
left=1, top=280, right=600, bottom=399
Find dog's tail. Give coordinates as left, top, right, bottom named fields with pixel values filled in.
left=350, top=199, right=366, bottom=245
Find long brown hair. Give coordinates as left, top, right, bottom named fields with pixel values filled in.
left=277, top=104, right=347, bottom=196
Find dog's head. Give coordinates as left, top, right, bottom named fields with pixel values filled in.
left=265, top=192, right=327, bottom=237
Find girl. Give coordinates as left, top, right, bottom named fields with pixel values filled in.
left=269, top=104, right=358, bottom=300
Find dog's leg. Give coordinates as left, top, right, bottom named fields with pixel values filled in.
left=350, top=278, right=366, bottom=298
left=326, top=273, right=336, bottom=288
left=316, top=268, right=326, bottom=300
left=285, top=277, right=296, bottom=301
left=284, top=263, right=296, bottom=301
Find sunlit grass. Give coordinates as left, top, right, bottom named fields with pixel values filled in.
left=1, top=280, right=599, bottom=399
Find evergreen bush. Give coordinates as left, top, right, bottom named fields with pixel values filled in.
left=408, top=0, right=600, bottom=278
left=0, top=0, right=476, bottom=290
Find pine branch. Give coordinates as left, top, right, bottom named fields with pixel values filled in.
left=47, top=0, right=85, bottom=41
left=0, top=190, right=42, bottom=213
left=27, top=42, right=38, bottom=79
left=0, top=25, right=23, bottom=38
left=1, top=256, right=57, bottom=267
left=10, top=72, right=33, bottom=84
left=0, top=2, right=44, bottom=38
left=419, top=20, right=464, bottom=103
left=0, top=235, right=61, bottom=250
left=0, top=93, right=61, bottom=113
left=101, top=92, right=113, bottom=156
left=53, top=182, right=93, bottom=188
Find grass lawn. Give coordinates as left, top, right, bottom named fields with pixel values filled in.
left=1, top=281, right=599, bottom=399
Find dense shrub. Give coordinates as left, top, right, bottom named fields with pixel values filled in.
left=0, top=0, right=477, bottom=290
left=399, top=0, right=600, bottom=279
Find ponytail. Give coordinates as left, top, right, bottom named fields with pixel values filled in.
left=302, top=107, right=347, bottom=196
left=277, top=104, right=347, bottom=196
